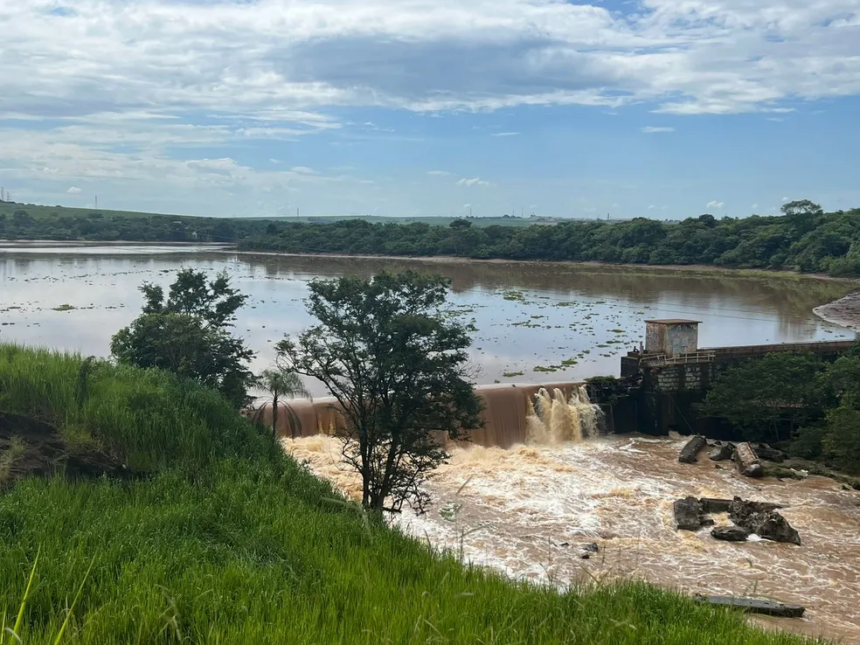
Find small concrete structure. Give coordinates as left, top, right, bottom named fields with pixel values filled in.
left=645, top=319, right=701, bottom=358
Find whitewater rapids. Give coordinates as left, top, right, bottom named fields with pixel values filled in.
left=284, top=433, right=860, bottom=642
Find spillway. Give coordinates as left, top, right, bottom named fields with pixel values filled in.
left=249, top=381, right=605, bottom=448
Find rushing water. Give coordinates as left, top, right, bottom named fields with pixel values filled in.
left=286, top=432, right=860, bottom=643
left=0, top=244, right=854, bottom=395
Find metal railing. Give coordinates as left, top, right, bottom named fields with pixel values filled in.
left=642, top=351, right=717, bottom=365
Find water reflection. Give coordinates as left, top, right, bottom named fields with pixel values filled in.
left=0, top=245, right=853, bottom=396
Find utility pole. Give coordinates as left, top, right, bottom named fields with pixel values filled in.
left=95, top=195, right=98, bottom=210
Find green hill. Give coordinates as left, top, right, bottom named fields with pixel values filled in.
left=0, top=345, right=816, bottom=644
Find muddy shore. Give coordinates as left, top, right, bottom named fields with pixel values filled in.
left=814, top=290, right=860, bottom=331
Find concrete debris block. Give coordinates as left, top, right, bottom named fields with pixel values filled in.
left=734, top=442, right=764, bottom=478
left=696, top=595, right=805, bottom=618
left=711, top=526, right=751, bottom=542
left=729, top=498, right=800, bottom=546
left=709, top=443, right=735, bottom=461
left=674, top=496, right=706, bottom=531
left=679, top=435, right=708, bottom=464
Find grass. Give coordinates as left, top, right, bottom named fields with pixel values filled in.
left=0, top=345, right=823, bottom=644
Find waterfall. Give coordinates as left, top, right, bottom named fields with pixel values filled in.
left=525, top=386, right=605, bottom=445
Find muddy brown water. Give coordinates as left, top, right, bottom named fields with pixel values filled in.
left=286, top=433, right=860, bottom=643
left=0, top=244, right=854, bottom=396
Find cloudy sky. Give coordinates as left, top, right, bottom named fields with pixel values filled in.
left=1, top=0, right=859, bottom=220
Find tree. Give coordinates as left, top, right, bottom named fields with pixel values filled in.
left=703, top=352, right=825, bottom=441
left=276, top=271, right=484, bottom=513
left=111, top=269, right=254, bottom=408
left=449, top=218, right=472, bottom=230
left=256, top=366, right=311, bottom=439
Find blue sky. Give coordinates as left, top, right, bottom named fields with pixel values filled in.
left=1, top=0, right=859, bottom=220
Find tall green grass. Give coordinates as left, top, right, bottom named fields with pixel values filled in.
left=0, top=346, right=822, bottom=644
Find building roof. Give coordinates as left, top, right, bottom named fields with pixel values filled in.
left=645, top=319, right=702, bottom=325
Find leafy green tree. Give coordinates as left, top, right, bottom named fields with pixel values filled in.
left=276, top=271, right=484, bottom=513
left=821, top=407, right=860, bottom=474
left=255, top=366, right=311, bottom=439
left=111, top=269, right=254, bottom=408
left=703, top=352, right=825, bottom=441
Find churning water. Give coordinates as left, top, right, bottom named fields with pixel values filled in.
left=284, top=397, right=860, bottom=643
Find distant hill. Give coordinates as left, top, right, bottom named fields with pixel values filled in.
left=0, top=201, right=557, bottom=228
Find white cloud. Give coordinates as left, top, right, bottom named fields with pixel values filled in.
left=457, top=177, right=491, bottom=187
left=647, top=205, right=656, bottom=209
left=751, top=203, right=759, bottom=209
left=0, top=0, right=857, bottom=124
left=1, top=0, right=859, bottom=212
left=66, top=186, right=82, bottom=194
left=492, top=132, right=520, bottom=137
left=291, top=166, right=317, bottom=175
left=706, top=200, right=725, bottom=209
left=427, top=170, right=451, bottom=176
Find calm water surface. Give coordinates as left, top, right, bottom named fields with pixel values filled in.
left=0, top=245, right=854, bottom=395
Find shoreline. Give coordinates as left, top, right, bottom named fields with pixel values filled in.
left=814, top=290, right=860, bottom=331
left=229, top=248, right=860, bottom=284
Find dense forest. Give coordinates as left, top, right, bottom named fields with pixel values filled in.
left=4, top=199, right=860, bottom=277
left=241, top=201, right=860, bottom=277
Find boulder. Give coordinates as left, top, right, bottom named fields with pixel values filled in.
left=709, top=443, right=735, bottom=462
left=674, top=496, right=707, bottom=531
left=755, top=443, right=786, bottom=463
left=700, top=498, right=732, bottom=514
left=729, top=498, right=800, bottom=545
left=711, top=526, right=751, bottom=542
left=734, top=442, right=764, bottom=478
left=679, top=436, right=708, bottom=464
left=579, top=543, right=599, bottom=559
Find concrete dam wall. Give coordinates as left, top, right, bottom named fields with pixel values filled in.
left=251, top=381, right=606, bottom=449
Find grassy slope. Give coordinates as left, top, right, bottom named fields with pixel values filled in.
left=0, top=346, right=817, bottom=644
left=0, top=202, right=548, bottom=228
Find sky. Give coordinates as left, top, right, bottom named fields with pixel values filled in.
left=1, top=0, right=859, bottom=220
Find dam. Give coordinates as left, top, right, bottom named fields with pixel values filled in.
left=261, top=320, right=860, bottom=642
left=252, top=382, right=606, bottom=448
left=253, top=319, right=857, bottom=446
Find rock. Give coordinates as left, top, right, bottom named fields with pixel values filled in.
left=696, top=595, right=805, bottom=618
left=711, top=526, right=751, bottom=542
left=679, top=436, right=708, bottom=464
left=674, top=496, right=706, bottom=531
left=709, top=443, right=735, bottom=461
left=734, top=442, right=764, bottom=478
left=700, top=498, right=732, bottom=514
left=853, top=482, right=860, bottom=491
left=579, top=543, right=599, bottom=559
left=755, top=443, right=786, bottom=463
left=729, top=498, right=800, bottom=545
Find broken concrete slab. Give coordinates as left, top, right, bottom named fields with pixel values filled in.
left=679, top=435, right=708, bottom=464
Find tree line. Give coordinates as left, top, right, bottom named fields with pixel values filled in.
left=240, top=200, right=860, bottom=277
left=704, top=350, right=860, bottom=473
